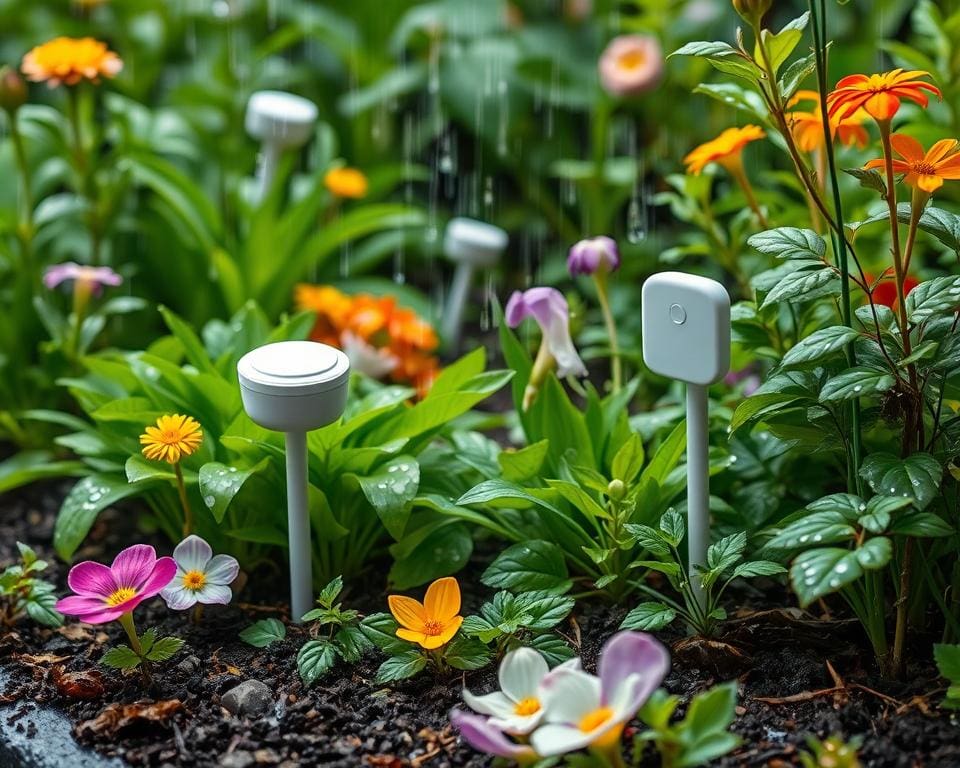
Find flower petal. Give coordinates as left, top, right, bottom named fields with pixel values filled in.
left=424, top=577, right=461, bottom=622
left=55, top=594, right=119, bottom=624
left=530, top=723, right=595, bottom=757
left=388, top=595, right=427, bottom=630
left=160, top=585, right=198, bottom=611
left=449, top=710, right=536, bottom=760
left=111, top=544, right=157, bottom=589
left=173, top=535, right=212, bottom=571
left=66, top=560, right=116, bottom=598
left=196, top=583, right=233, bottom=605
left=204, top=554, right=240, bottom=586
left=499, top=647, right=549, bottom=702
left=540, top=669, right=601, bottom=724
left=137, top=556, right=178, bottom=599
left=889, top=133, right=924, bottom=161
left=462, top=690, right=516, bottom=718
left=396, top=628, right=428, bottom=645
left=598, top=631, right=670, bottom=710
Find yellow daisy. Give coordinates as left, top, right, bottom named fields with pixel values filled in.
left=140, top=414, right=203, bottom=464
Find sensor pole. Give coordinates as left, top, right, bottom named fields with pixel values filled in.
left=284, top=430, right=312, bottom=622
left=685, top=383, right=709, bottom=611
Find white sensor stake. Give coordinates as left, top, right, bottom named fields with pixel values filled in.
left=238, top=341, right=350, bottom=622
left=441, top=217, right=508, bottom=351
left=641, top=272, right=730, bottom=613
left=245, top=91, right=319, bottom=203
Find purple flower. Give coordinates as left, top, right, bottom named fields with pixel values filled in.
left=505, top=287, right=587, bottom=379
left=449, top=709, right=537, bottom=763
left=568, top=237, right=620, bottom=277
left=43, top=262, right=122, bottom=296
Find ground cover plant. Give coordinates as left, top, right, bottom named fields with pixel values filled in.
left=1, top=1, right=959, bottom=767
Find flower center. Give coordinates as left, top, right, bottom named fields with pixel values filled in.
left=911, top=161, right=937, bottom=175
left=578, top=706, right=614, bottom=733
left=514, top=697, right=540, bottom=716
left=617, top=50, right=646, bottom=70
left=106, top=587, right=136, bottom=606
left=422, top=619, right=444, bottom=636
left=183, top=570, right=206, bottom=591
left=159, top=429, right=183, bottom=445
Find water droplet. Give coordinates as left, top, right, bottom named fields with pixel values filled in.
left=835, top=562, right=848, bottom=574
left=853, top=384, right=862, bottom=393
left=204, top=496, right=216, bottom=508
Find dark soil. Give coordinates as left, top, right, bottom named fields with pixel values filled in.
left=1, top=482, right=958, bottom=767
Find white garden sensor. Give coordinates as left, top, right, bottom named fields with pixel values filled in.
left=441, top=217, right=508, bottom=351
left=245, top=90, right=319, bottom=202
left=641, top=272, right=730, bottom=612
left=237, top=341, right=350, bottom=622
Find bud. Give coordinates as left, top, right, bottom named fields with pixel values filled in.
left=607, top=479, right=626, bottom=501
left=732, top=0, right=771, bottom=26
left=0, top=66, right=26, bottom=114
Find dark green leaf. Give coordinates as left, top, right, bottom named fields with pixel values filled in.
left=239, top=618, right=286, bottom=648
left=620, top=602, right=677, bottom=631
left=860, top=452, right=942, bottom=510
left=298, top=640, right=339, bottom=686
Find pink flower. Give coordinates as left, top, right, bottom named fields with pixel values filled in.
left=505, top=288, right=587, bottom=379
left=56, top=544, right=176, bottom=625
left=43, top=261, right=122, bottom=296
left=598, top=35, right=663, bottom=97
left=568, top=236, right=620, bottom=277
left=449, top=710, right=538, bottom=763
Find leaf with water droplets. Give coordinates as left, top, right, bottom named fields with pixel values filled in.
left=860, top=452, right=943, bottom=510
left=54, top=475, right=143, bottom=562
left=819, top=366, right=894, bottom=404
left=780, top=326, right=861, bottom=370
left=790, top=538, right=891, bottom=606
left=351, top=456, right=420, bottom=539
left=198, top=459, right=270, bottom=524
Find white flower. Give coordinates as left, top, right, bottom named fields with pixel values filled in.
left=160, top=535, right=239, bottom=610
left=530, top=631, right=669, bottom=756
left=463, top=647, right=580, bottom=735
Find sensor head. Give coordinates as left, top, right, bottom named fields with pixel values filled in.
left=245, top=91, right=318, bottom=149
left=641, top=272, right=730, bottom=386
left=443, top=217, right=508, bottom=268
left=238, top=341, right=350, bottom=432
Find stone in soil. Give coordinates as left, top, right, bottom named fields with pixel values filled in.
left=220, top=680, right=274, bottom=719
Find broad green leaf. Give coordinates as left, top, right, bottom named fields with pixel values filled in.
left=54, top=475, right=143, bottom=561
left=748, top=227, right=825, bottom=260
left=526, top=634, right=575, bottom=666
left=624, top=523, right=670, bottom=558
left=730, top=393, right=802, bottom=432
left=857, top=495, right=912, bottom=534
left=514, top=591, right=575, bottom=631
left=780, top=327, right=860, bottom=370
left=790, top=538, right=891, bottom=606
left=359, top=613, right=409, bottom=654
left=444, top=636, right=493, bottom=671
left=546, top=480, right=611, bottom=521
left=660, top=509, right=685, bottom=546
left=298, top=640, right=338, bottom=686
left=145, top=636, right=184, bottom=662
left=352, top=456, right=420, bottom=539
left=0, top=451, right=85, bottom=494
left=706, top=532, right=747, bottom=574
left=761, top=263, right=840, bottom=309
left=375, top=650, right=427, bottom=683
left=889, top=511, right=953, bottom=537
left=757, top=26, right=802, bottom=76
left=498, top=440, right=549, bottom=482
left=612, top=433, right=645, bottom=485
left=481, top=541, right=571, bottom=594
left=239, top=618, right=287, bottom=648
left=905, top=275, right=960, bottom=322
left=388, top=522, right=472, bottom=589
left=819, top=367, right=894, bottom=403
left=335, top=625, right=372, bottom=663
left=765, top=510, right=856, bottom=551
left=860, top=452, right=942, bottom=510
left=731, top=560, right=787, bottom=579
left=620, top=602, right=677, bottom=631
left=683, top=681, right=739, bottom=745
left=199, top=459, right=269, bottom=524
left=317, top=576, right=343, bottom=609
left=934, top=644, right=960, bottom=683
left=101, top=645, right=142, bottom=669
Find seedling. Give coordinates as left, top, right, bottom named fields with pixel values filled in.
left=296, top=576, right=371, bottom=686
left=642, top=271, right=730, bottom=612
left=442, top=217, right=508, bottom=351
left=0, top=542, right=62, bottom=628
left=238, top=340, right=350, bottom=623
left=245, top=90, right=319, bottom=202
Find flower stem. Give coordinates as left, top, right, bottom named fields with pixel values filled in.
left=174, top=462, right=194, bottom=537
left=192, top=604, right=204, bottom=624
left=8, top=111, right=33, bottom=249
left=117, top=611, right=152, bottom=686
left=593, top=272, right=622, bottom=393
left=723, top=156, right=768, bottom=228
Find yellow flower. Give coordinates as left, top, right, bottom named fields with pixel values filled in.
left=683, top=125, right=765, bottom=175
left=21, top=37, right=122, bottom=88
left=324, top=167, right=368, bottom=199
left=864, top=134, right=960, bottom=194
left=140, top=414, right=203, bottom=464
left=388, top=576, right=463, bottom=650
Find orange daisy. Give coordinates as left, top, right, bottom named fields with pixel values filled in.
left=864, top=134, right=960, bottom=193
left=294, top=284, right=353, bottom=346
left=826, top=69, right=940, bottom=123
left=683, top=125, right=765, bottom=175
left=788, top=90, right=869, bottom=153
left=21, top=37, right=122, bottom=88
left=388, top=577, right=463, bottom=650
left=324, top=167, right=368, bottom=199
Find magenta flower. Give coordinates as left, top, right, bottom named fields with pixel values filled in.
left=449, top=709, right=538, bottom=764
left=56, top=544, right=176, bottom=625
left=599, top=35, right=664, bottom=97
left=505, top=288, right=587, bottom=379
left=43, top=262, right=122, bottom=296
left=568, top=236, right=620, bottom=277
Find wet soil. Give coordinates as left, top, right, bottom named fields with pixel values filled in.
left=1, top=482, right=958, bottom=767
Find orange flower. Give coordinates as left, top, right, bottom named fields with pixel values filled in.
left=388, top=577, right=463, bottom=650
left=388, top=307, right=438, bottom=351
left=683, top=125, right=765, bottom=175
left=295, top=284, right=353, bottom=346
left=788, top=90, right=869, bottom=153
left=21, top=37, right=122, bottom=87
left=826, top=69, right=940, bottom=123
left=324, top=167, right=368, bottom=199
left=864, top=134, right=960, bottom=194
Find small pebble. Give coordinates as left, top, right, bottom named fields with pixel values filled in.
left=220, top=680, right=274, bottom=718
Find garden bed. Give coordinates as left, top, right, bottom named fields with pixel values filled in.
left=2, top=484, right=957, bottom=768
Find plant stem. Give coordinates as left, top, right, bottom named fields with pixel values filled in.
left=8, top=111, right=33, bottom=248
left=174, top=462, right=194, bottom=537
left=593, top=271, right=622, bottom=393
left=118, top=611, right=152, bottom=686
left=723, top=155, right=768, bottom=228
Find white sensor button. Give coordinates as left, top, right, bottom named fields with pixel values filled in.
left=669, top=303, right=686, bottom=325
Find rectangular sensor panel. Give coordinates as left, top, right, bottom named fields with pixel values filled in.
left=642, top=272, right=731, bottom=386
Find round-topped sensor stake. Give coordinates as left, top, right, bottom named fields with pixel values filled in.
left=238, top=341, right=350, bottom=622
left=441, top=217, right=508, bottom=351
left=245, top=90, right=319, bottom=202
left=641, top=272, right=730, bottom=617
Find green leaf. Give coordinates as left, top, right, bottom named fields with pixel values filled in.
left=624, top=523, right=670, bottom=558
left=757, top=26, right=802, bottom=76
left=730, top=393, right=802, bottom=432
left=620, top=602, right=677, bottom=631
left=513, top=591, right=575, bottom=631
left=239, top=618, right=286, bottom=648
left=317, top=576, right=344, bottom=610
left=145, top=636, right=184, bottom=662
left=199, top=459, right=269, bottom=524
left=352, top=456, right=420, bottom=540
left=388, top=522, right=473, bottom=590
left=706, top=532, right=747, bottom=573
left=25, top=593, right=63, bottom=628
left=525, top=634, right=575, bottom=667
left=731, top=561, right=787, bottom=579
left=101, top=645, right=142, bottom=669
left=765, top=510, right=856, bottom=551
left=790, top=538, right=891, bottom=606
left=444, top=636, right=493, bottom=671
left=16, top=542, right=37, bottom=566
left=888, top=511, right=954, bottom=537
left=375, top=650, right=427, bottom=683
left=905, top=275, right=960, bottom=323
left=857, top=496, right=912, bottom=534
left=761, top=263, right=840, bottom=309
left=612, top=433, right=645, bottom=485
left=860, top=452, right=942, bottom=510
left=360, top=613, right=409, bottom=654
left=158, top=306, right=219, bottom=377
left=780, top=327, right=860, bottom=370
left=482, top=541, right=571, bottom=594
left=334, top=625, right=371, bottom=663
left=54, top=475, right=143, bottom=561
left=819, top=367, right=894, bottom=404
left=670, top=40, right=762, bottom=82
left=298, top=640, right=339, bottom=686
left=748, top=227, right=825, bottom=260
left=683, top=681, right=739, bottom=745
left=660, top=509, right=685, bottom=547
left=498, top=440, right=549, bottom=482
left=934, top=644, right=960, bottom=683
left=843, top=167, right=886, bottom=197
left=0, top=450, right=84, bottom=495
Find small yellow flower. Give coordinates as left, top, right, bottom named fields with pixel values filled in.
left=683, top=125, right=766, bottom=175
left=140, top=414, right=203, bottom=464
left=324, top=167, right=368, bottom=199
left=21, top=37, right=122, bottom=88
left=388, top=576, right=463, bottom=650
